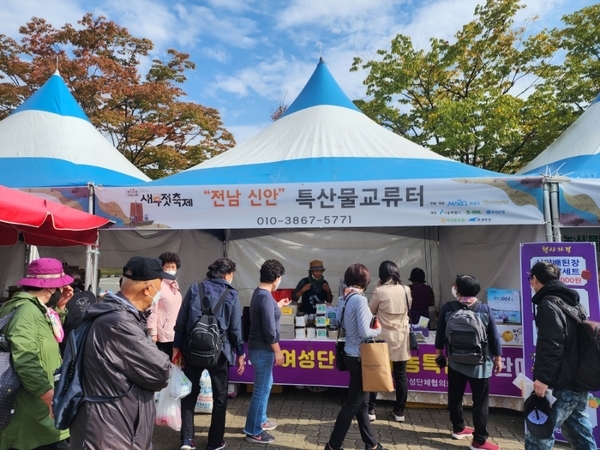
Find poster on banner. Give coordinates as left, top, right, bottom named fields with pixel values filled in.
left=520, top=242, right=600, bottom=443
left=487, top=288, right=521, bottom=325
left=92, top=177, right=545, bottom=230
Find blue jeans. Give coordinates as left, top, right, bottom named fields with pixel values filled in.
left=525, top=389, right=596, bottom=450
left=243, top=349, right=274, bottom=436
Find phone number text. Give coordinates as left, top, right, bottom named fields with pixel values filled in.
left=256, top=215, right=352, bottom=226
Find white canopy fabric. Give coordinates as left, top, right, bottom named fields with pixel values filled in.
left=0, top=71, right=149, bottom=188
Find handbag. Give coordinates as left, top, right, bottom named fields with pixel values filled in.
left=404, top=286, right=419, bottom=352
left=360, top=339, right=394, bottom=392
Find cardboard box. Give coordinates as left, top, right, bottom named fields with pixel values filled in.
left=280, top=314, right=295, bottom=326
left=281, top=305, right=297, bottom=315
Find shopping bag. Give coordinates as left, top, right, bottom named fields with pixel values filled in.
left=169, top=365, right=192, bottom=399
left=194, top=369, right=213, bottom=414
left=360, top=340, right=394, bottom=392
left=155, top=387, right=182, bottom=431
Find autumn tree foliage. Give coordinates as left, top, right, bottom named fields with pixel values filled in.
left=0, top=14, right=235, bottom=179
left=351, top=0, right=598, bottom=173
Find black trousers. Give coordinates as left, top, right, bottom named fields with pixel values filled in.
left=328, top=354, right=377, bottom=450
left=447, top=366, right=489, bottom=444
left=368, top=360, right=408, bottom=413
left=156, top=341, right=173, bottom=360
left=180, top=353, right=229, bottom=448
left=31, top=440, right=69, bottom=450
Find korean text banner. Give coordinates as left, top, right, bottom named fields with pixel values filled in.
left=520, top=242, right=600, bottom=443
left=229, top=340, right=522, bottom=397
left=95, top=177, right=544, bottom=229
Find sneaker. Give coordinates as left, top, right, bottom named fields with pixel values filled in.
left=261, top=420, right=277, bottom=431
left=452, top=427, right=474, bottom=440
left=245, top=431, right=275, bottom=444
left=368, top=409, right=376, bottom=421
left=470, top=440, right=500, bottom=450
left=181, top=439, right=196, bottom=450
left=208, top=442, right=226, bottom=450
left=393, top=412, right=405, bottom=422
left=365, top=444, right=389, bottom=450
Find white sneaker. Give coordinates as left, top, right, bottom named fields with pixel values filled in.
left=368, top=410, right=376, bottom=421
left=394, top=413, right=405, bottom=422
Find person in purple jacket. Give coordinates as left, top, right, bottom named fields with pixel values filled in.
left=173, top=258, right=245, bottom=450
left=243, top=259, right=290, bottom=445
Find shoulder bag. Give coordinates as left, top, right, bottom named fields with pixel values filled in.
left=403, top=286, right=419, bottom=352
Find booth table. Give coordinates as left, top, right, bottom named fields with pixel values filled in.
left=229, top=332, right=524, bottom=410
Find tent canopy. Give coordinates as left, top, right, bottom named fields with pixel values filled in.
left=149, top=59, right=501, bottom=186
left=519, top=94, right=600, bottom=178
left=0, top=185, right=111, bottom=246
left=0, top=71, right=150, bottom=188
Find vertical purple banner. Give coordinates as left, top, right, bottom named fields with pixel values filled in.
left=520, top=242, right=600, bottom=442
left=230, top=340, right=521, bottom=397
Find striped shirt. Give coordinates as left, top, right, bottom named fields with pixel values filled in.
left=341, top=292, right=381, bottom=357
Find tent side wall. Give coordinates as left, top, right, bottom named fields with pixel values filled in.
left=227, top=227, right=440, bottom=308
left=0, top=243, right=27, bottom=298
left=438, top=225, right=545, bottom=306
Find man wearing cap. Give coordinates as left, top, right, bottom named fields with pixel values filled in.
left=69, top=257, right=173, bottom=450
left=526, top=261, right=597, bottom=449
left=293, top=260, right=333, bottom=315
left=0, top=258, right=74, bottom=450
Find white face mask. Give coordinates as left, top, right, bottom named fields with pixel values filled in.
left=165, top=270, right=177, bottom=276
left=148, top=284, right=161, bottom=306
left=451, top=286, right=458, bottom=299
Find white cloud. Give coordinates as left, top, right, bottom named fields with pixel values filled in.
left=1, top=0, right=85, bottom=39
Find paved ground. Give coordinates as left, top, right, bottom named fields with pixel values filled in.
left=152, top=386, right=570, bottom=450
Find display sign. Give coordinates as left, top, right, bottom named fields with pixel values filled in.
left=487, top=288, right=521, bottom=324
left=91, top=177, right=544, bottom=229
left=230, top=340, right=522, bottom=397
left=520, top=242, right=600, bottom=443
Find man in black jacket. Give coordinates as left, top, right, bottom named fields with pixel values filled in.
left=526, top=261, right=596, bottom=449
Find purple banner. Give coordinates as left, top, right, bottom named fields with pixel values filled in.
left=520, top=242, right=600, bottom=442
left=230, top=340, right=522, bottom=397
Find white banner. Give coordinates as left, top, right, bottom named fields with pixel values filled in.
left=94, top=177, right=544, bottom=230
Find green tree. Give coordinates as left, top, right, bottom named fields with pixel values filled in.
left=0, top=14, right=235, bottom=179
left=351, top=0, right=571, bottom=173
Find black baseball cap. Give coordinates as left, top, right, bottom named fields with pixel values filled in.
left=122, top=257, right=176, bottom=281
left=524, top=393, right=554, bottom=439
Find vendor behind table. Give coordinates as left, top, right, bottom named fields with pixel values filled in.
left=293, top=260, right=333, bottom=315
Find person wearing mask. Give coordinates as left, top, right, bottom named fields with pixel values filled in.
left=60, top=269, right=98, bottom=356
left=243, top=260, right=290, bottom=445
left=526, top=261, right=596, bottom=449
left=293, top=260, right=333, bottom=314
left=408, top=267, right=435, bottom=325
left=435, top=274, right=502, bottom=450
left=173, top=258, right=245, bottom=450
left=367, top=261, right=412, bottom=423
left=148, top=252, right=183, bottom=359
left=69, top=257, right=172, bottom=449
left=0, top=258, right=74, bottom=450
left=324, top=263, right=388, bottom=450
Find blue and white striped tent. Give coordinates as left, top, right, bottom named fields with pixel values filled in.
left=0, top=71, right=149, bottom=188
left=149, top=58, right=499, bottom=186
left=519, top=94, right=600, bottom=178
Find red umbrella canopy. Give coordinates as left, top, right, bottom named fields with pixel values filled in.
left=0, top=185, right=111, bottom=246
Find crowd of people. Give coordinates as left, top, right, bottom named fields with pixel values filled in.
left=0, top=255, right=596, bottom=450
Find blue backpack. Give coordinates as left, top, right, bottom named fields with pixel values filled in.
left=53, top=315, right=132, bottom=430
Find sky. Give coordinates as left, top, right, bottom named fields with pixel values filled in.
left=1, top=0, right=597, bottom=145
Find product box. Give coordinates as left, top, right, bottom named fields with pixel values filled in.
left=315, top=316, right=327, bottom=327
left=316, top=328, right=327, bottom=339
left=295, top=327, right=306, bottom=339
left=295, top=315, right=306, bottom=327
left=316, top=303, right=327, bottom=315
left=280, top=314, right=295, bottom=326
left=280, top=324, right=295, bottom=339
left=281, top=305, right=297, bottom=315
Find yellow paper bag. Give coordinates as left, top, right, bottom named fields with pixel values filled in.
left=360, top=341, right=394, bottom=393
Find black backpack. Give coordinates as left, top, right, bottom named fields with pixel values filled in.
left=53, top=314, right=132, bottom=430
left=185, top=284, right=230, bottom=368
left=544, top=296, right=600, bottom=392
left=444, top=301, right=489, bottom=365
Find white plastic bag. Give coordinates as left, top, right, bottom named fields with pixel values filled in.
left=194, top=369, right=213, bottom=414
left=155, top=387, right=181, bottom=431
left=169, top=365, right=192, bottom=399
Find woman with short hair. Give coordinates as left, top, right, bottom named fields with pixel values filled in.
left=324, top=263, right=388, bottom=450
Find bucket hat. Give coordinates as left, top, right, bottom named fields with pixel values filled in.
left=17, top=258, right=74, bottom=288
left=122, top=256, right=176, bottom=281
left=524, top=393, right=554, bottom=439
left=309, top=260, right=325, bottom=271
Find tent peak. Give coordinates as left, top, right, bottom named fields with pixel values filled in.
left=281, top=59, right=361, bottom=118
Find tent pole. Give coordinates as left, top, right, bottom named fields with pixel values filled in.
left=84, top=183, right=95, bottom=291
left=550, top=183, right=562, bottom=243
left=542, top=182, right=553, bottom=242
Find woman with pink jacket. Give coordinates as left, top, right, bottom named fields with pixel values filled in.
left=147, top=252, right=182, bottom=359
